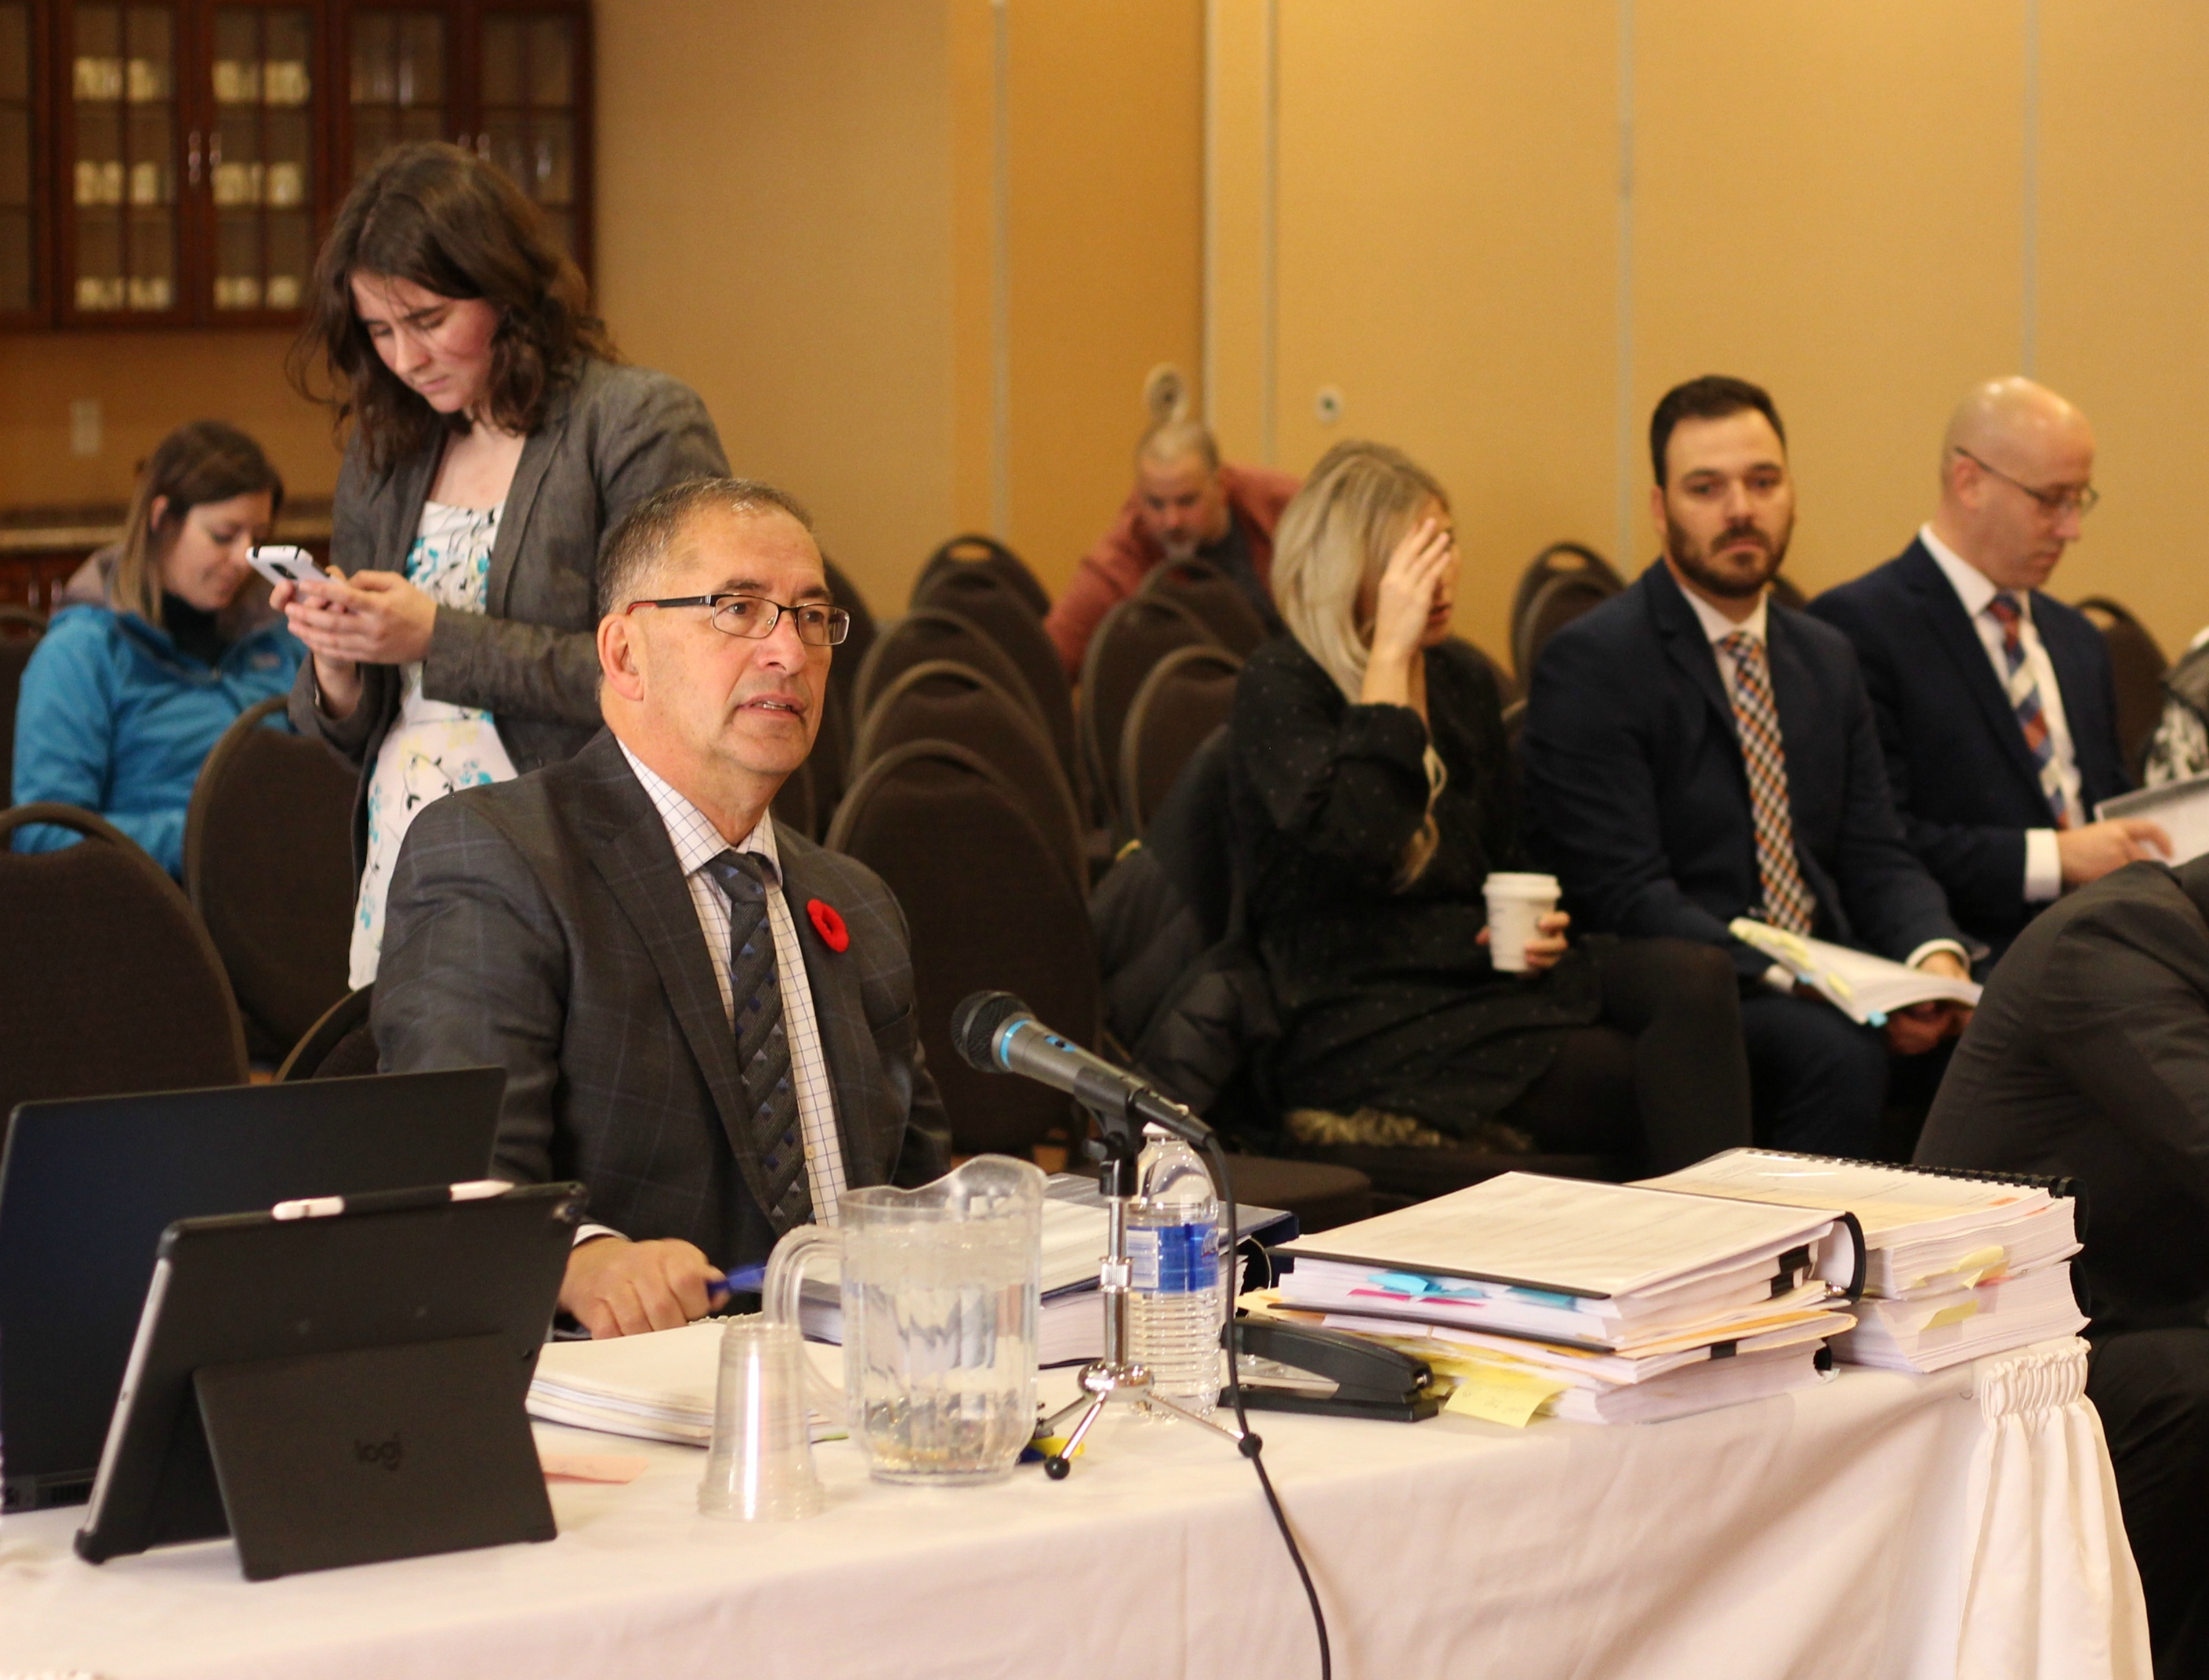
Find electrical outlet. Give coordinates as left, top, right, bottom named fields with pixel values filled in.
left=70, top=399, right=103, bottom=458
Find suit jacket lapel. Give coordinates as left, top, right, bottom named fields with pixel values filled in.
left=486, top=383, right=574, bottom=618
left=578, top=737, right=778, bottom=1218
left=1645, top=564, right=1739, bottom=742
left=778, top=836, right=880, bottom=1188
left=1903, top=542, right=2048, bottom=798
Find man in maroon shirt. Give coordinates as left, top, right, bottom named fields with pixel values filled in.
left=1043, top=419, right=1299, bottom=678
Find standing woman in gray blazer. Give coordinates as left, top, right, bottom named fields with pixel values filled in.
left=274, top=142, right=727, bottom=985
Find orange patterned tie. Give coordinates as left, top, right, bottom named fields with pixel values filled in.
left=1719, top=632, right=1819, bottom=935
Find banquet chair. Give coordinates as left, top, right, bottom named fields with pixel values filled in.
left=2077, top=596, right=2170, bottom=782
left=913, top=532, right=1053, bottom=620
left=826, top=739, right=1097, bottom=1159
left=813, top=556, right=879, bottom=825
left=1507, top=541, right=1623, bottom=655
left=0, top=803, right=247, bottom=1118
left=1117, top=644, right=1242, bottom=846
left=1138, top=559, right=1269, bottom=658
left=910, top=563, right=1078, bottom=786
left=275, top=985, right=379, bottom=1081
left=183, top=696, right=357, bottom=1061
left=848, top=659, right=1084, bottom=890
left=852, top=607, right=1046, bottom=742
left=1077, top=593, right=1215, bottom=834
left=1512, top=568, right=1620, bottom=688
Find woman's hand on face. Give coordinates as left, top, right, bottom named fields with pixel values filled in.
left=1369, top=517, right=1455, bottom=667
left=1478, top=910, right=1572, bottom=974
left=280, top=569, right=437, bottom=668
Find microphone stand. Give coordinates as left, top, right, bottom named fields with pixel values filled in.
left=1039, top=1090, right=1245, bottom=1479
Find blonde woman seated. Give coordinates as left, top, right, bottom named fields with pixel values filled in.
left=1228, top=441, right=1751, bottom=1172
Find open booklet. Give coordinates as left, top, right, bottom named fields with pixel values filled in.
left=1729, top=918, right=1981, bottom=1025
left=2098, top=771, right=2209, bottom=865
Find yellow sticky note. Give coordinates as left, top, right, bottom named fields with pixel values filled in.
left=1444, top=1366, right=1570, bottom=1428
left=1926, top=1301, right=1979, bottom=1330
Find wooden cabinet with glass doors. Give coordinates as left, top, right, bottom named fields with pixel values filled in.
left=0, top=0, right=586, bottom=329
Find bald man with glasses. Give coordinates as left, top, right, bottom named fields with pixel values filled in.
left=372, top=477, right=949, bottom=1337
left=1813, top=378, right=2166, bottom=964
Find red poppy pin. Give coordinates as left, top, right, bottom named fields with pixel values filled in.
left=807, top=898, right=850, bottom=953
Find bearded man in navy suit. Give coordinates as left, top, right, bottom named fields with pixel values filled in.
left=1522, top=376, right=1971, bottom=1156
left=1812, top=379, right=2168, bottom=964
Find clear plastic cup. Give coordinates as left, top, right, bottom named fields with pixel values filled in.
left=1484, top=872, right=1562, bottom=974
left=698, top=1315, right=825, bottom=1521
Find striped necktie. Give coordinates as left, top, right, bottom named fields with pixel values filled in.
left=1718, top=631, right=1819, bottom=936
left=703, top=850, right=812, bottom=1232
left=1984, top=593, right=2073, bottom=829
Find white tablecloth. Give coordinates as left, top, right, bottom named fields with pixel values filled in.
left=0, top=1342, right=2149, bottom=1680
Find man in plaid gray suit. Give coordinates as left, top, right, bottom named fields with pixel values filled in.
left=373, top=477, right=949, bottom=1338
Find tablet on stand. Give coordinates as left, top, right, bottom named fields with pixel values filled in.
left=74, top=1179, right=582, bottom=1581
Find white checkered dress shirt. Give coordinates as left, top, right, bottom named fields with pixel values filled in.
left=618, top=742, right=850, bottom=1227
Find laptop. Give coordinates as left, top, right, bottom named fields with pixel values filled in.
left=0, top=1069, right=505, bottom=1512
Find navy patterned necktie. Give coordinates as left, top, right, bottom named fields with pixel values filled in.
left=703, top=850, right=811, bottom=1230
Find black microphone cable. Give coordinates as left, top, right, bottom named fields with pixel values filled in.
left=1202, top=1131, right=1332, bottom=1680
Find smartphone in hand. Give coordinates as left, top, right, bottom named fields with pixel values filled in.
left=247, top=545, right=334, bottom=590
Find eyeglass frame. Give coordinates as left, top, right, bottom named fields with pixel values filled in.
left=621, top=592, right=852, bottom=647
left=1950, top=447, right=2100, bottom=519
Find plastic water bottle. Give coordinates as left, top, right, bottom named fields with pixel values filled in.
left=1126, top=1125, right=1224, bottom=1420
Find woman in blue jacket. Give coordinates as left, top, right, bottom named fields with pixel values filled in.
left=11, top=420, right=303, bottom=876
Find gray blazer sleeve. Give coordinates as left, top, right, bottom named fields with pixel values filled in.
left=369, top=795, right=570, bottom=1188
left=286, top=441, right=401, bottom=764
left=422, top=369, right=728, bottom=728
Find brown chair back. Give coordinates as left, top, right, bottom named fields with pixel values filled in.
left=0, top=605, right=45, bottom=806
left=2077, top=596, right=2171, bottom=781
left=0, top=804, right=247, bottom=1116
left=1139, top=560, right=1269, bottom=657
left=1078, top=593, right=1215, bottom=832
left=1118, top=644, right=1243, bottom=845
left=1513, top=568, right=1620, bottom=683
left=1508, top=541, right=1623, bottom=648
left=911, top=564, right=1078, bottom=785
left=183, top=696, right=357, bottom=1057
left=853, top=607, right=1046, bottom=740
left=915, top=533, right=1053, bottom=619
left=825, top=741, right=1098, bottom=1158
left=276, top=984, right=379, bottom=1081
left=850, top=659, right=1084, bottom=889
left=814, top=556, right=878, bottom=823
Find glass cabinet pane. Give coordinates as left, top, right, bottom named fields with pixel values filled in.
left=0, top=2, right=35, bottom=313
left=348, top=7, right=445, bottom=184
left=476, top=9, right=577, bottom=252
left=209, top=5, right=314, bottom=313
left=71, top=1, right=180, bottom=313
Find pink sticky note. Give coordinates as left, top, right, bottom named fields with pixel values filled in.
left=541, top=1450, right=651, bottom=1485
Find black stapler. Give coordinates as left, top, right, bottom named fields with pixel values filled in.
left=1231, top=1318, right=1442, bottom=1422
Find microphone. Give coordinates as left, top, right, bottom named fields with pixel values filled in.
left=950, top=991, right=1211, bottom=1144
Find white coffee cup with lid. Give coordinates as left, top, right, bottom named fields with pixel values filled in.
left=1484, top=872, right=1562, bottom=973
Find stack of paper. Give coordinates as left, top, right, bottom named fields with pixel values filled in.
left=1269, top=1173, right=1858, bottom=1426
left=528, top=1321, right=842, bottom=1445
left=1638, top=1149, right=2086, bottom=1373
left=2098, top=773, right=2209, bottom=865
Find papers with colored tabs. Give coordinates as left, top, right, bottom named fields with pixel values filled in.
left=1635, top=1149, right=2087, bottom=1373
left=1728, top=920, right=1981, bottom=1025
left=1270, top=1172, right=1857, bottom=1424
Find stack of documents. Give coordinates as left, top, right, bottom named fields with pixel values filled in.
left=2098, top=773, right=2209, bottom=865
left=1270, top=1173, right=1858, bottom=1426
left=1638, top=1149, right=2086, bottom=1373
left=528, top=1321, right=842, bottom=1445
left=1731, top=919, right=1982, bottom=1025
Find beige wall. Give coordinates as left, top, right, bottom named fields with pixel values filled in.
left=1210, top=0, right=2209, bottom=667
left=0, top=331, right=338, bottom=509
left=594, top=0, right=957, bottom=617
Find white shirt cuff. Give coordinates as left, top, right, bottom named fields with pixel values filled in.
left=1761, top=963, right=1797, bottom=996
left=571, top=1223, right=622, bottom=1248
left=2023, top=828, right=2063, bottom=902
left=1905, top=940, right=1969, bottom=972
